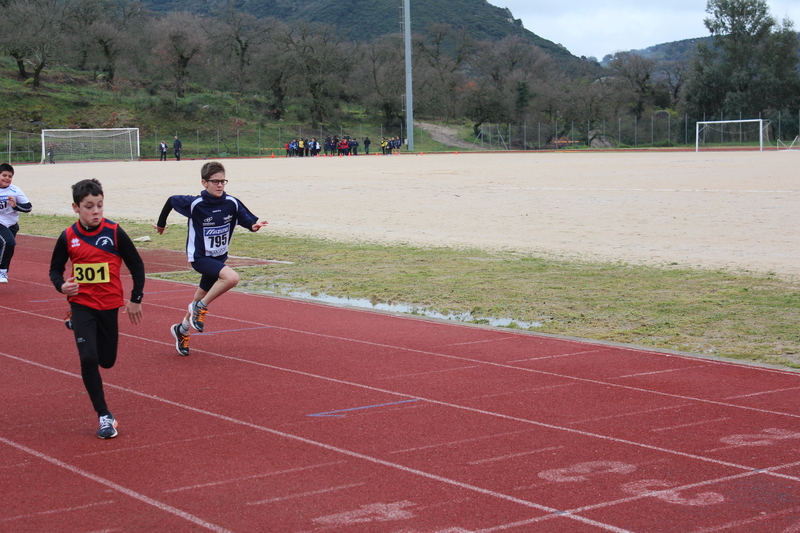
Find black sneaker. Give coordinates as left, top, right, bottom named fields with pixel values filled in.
left=97, top=414, right=118, bottom=439
left=171, top=324, right=190, bottom=356
left=188, top=301, right=208, bottom=332
left=64, top=310, right=73, bottom=330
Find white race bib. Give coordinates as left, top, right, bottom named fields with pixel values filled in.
left=203, top=225, right=230, bottom=256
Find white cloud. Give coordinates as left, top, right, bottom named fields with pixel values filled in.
left=494, top=0, right=800, bottom=59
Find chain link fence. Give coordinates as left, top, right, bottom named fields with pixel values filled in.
left=5, top=111, right=799, bottom=163
left=475, top=111, right=800, bottom=151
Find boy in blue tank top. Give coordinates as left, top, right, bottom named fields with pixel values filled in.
left=155, top=162, right=268, bottom=356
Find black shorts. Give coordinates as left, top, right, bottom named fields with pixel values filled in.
left=192, top=255, right=227, bottom=292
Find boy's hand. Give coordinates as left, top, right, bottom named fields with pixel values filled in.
left=252, top=220, right=268, bottom=232
left=7, top=196, right=16, bottom=208
left=60, top=276, right=79, bottom=296
left=152, top=224, right=166, bottom=235
left=124, top=301, right=143, bottom=325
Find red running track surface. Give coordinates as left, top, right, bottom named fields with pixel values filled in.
left=3, top=234, right=800, bottom=533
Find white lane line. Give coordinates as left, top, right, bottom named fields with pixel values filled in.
left=0, top=437, right=233, bottom=533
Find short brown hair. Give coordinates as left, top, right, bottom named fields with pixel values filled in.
left=72, top=179, right=103, bottom=204
left=201, top=161, right=226, bottom=181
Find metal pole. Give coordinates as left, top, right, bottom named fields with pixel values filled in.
left=403, top=0, right=414, bottom=151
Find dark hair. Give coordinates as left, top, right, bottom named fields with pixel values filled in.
left=0, top=163, right=13, bottom=175
left=72, top=178, right=104, bottom=204
left=201, top=161, right=226, bottom=181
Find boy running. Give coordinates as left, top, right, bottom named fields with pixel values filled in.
left=49, top=179, right=145, bottom=439
left=154, top=161, right=267, bottom=356
left=0, top=163, right=33, bottom=283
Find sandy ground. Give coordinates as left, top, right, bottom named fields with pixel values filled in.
left=12, top=149, right=800, bottom=277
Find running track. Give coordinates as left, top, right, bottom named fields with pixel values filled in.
left=3, top=234, right=800, bottom=533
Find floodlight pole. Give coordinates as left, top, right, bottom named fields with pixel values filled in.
left=403, top=0, right=414, bottom=151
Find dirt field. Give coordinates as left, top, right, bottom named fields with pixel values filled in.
left=13, top=149, right=800, bottom=277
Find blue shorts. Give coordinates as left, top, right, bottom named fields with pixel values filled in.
left=191, top=255, right=227, bottom=292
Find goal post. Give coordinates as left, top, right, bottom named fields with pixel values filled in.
left=40, top=128, right=140, bottom=163
left=695, top=119, right=768, bottom=152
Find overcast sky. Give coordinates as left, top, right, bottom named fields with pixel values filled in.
left=492, top=1, right=800, bottom=60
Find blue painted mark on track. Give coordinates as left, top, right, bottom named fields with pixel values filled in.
left=307, top=399, right=420, bottom=418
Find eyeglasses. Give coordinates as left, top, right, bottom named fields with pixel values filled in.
left=205, top=179, right=228, bottom=185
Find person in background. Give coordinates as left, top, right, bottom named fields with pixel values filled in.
left=173, top=135, right=182, bottom=161
left=159, top=140, right=168, bottom=161
left=0, top=163, right=33, bottom=283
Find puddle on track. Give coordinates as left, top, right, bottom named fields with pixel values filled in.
left=258, top=288, right=543, bottom=329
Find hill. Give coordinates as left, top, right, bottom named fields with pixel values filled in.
left=625, top=32, right=800, bottom=63
left=143, top=0, right=578, bottom=64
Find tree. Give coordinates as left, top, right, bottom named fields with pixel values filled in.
left=414, top=23, right=477, bottom=120
left=609, top=51, right=657, bottom=119
left=659, top=60, right=689, bottom=105
left=151, top=12, right=207, bottom=98
left=0, top=0, right=68, bottom=88
left=683, top=0, right=800, bottom=117
left=277, top=22, right=352, bottom=128
left=466, top=36, right=553, bottom=134
left=209, top=4, right=271, bottom=93
left=353, top=36, right=405, bottom=126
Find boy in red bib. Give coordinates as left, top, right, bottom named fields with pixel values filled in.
left=49, top=179, right=145, bottom=439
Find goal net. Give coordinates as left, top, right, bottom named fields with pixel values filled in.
left=777, top=135, right=799, bottom=151
left=40, top=128, right=140, bottom=163
left=695, top=119, right=769, bottom=152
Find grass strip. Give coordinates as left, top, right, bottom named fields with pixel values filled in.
left=26, top=214, right=800, bottom=368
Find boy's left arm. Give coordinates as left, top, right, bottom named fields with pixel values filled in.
left=237, top=201, right=268, bottom=232
left=10, top=188, right=31, bottom=212
left=251, top=219, right=268, bottom=231
left=117, top=227, right=145, bottom=325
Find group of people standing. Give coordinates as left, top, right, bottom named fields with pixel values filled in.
left=283, top=135, right=405, bottom=157
left=285, top=136, right=368, bottom=157
left=159, top=136, right=182, bottom=161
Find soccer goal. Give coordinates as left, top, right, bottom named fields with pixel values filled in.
left=777, top=135, right=799, bottom=151
left=695, top=119, right=769, bottom=152
left=40, top=128, right=140, bottom=163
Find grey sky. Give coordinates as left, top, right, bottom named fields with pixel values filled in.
left=492, top=1, right=800, bottom=60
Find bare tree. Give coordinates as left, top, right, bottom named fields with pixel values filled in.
left=277, top=22, right=352, bottom=127
left=252, top=19, right=295, bottom=120
left=659, top=60, right=688, bottom=105
left=1, top=0, right=68, bottom=87
left=609, top=51, right=657, bottom=119
left=151, top=12, right=207, bottom=98
left=208, top=4, right=271, bottom=93
left=351, top=35, right=405, bottom=125
left=414, top=23, right=477, bottom=120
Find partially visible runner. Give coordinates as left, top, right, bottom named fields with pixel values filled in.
left=154, top=161, right=268, bottom=356
left=0, top=163, right=33, bottom=283
left=49, top=179, right=145, bottom=439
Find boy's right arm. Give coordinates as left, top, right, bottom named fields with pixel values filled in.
left=48, top=232, right=69, bottom=293
left=154, top=197, right=174, bottom=234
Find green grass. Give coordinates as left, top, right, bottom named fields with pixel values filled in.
left=25, top=214, right=800, bottom=368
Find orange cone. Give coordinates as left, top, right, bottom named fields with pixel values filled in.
left=270, top=152, right=275, bottom=158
